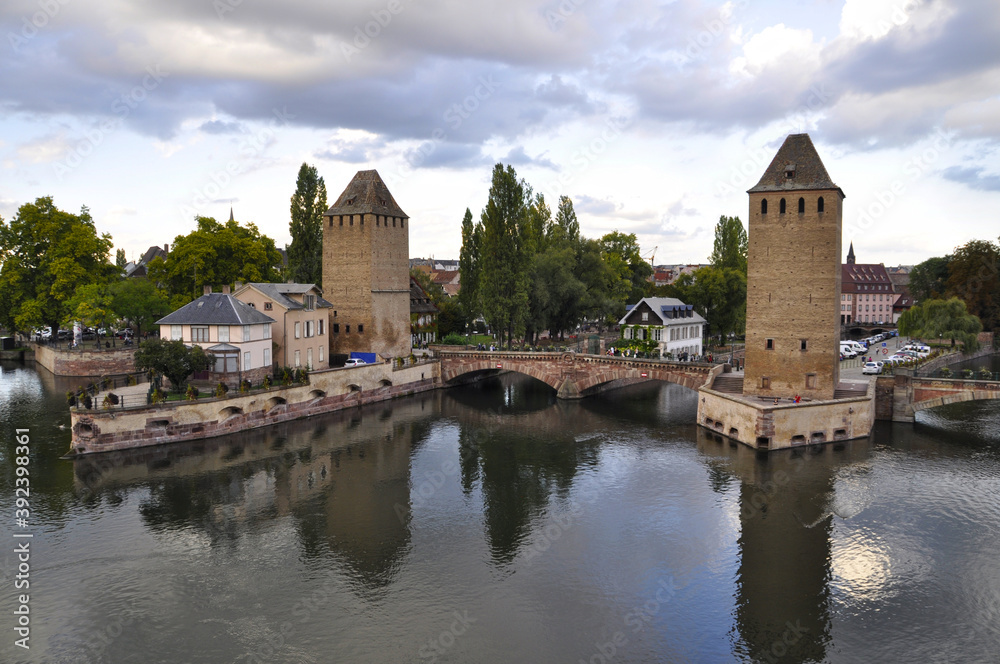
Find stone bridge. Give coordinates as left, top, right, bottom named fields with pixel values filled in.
left=437, top=350, right=715, bottom=399
left=882, top=371, right=1000, bottom=422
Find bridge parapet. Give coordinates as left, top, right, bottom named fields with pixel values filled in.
left=437, top=350, right=716, bottom=399
left=880, top=369, right=1000, bottom=421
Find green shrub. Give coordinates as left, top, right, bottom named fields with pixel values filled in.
left=186, top=384, right=200, bottom=400
left=214, top=382, right=228, bottom=398
left=66, top=390, right=77, bottom=407
left=440, top=333, right=467, bottom=346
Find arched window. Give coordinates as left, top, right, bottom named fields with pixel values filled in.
left=779, top=198, right=786, bottom=214
left=798, top=197, right=805, bottom=213
left=761, top=199, right=767, bottom=214
left=818, top=197, right=825, bottom=212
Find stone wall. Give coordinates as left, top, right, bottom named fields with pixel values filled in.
left=744, top=189, right=843, bottom=400
left=323, top=210, right=410, bottom=359
left=698, top=378, right=875, bottom=450
left=69, top=360, right=440, bottom=455
left=34, top=344, right=136, bottom=377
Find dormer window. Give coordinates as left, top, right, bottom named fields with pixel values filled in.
left=785, top=164, right=796, bottom=178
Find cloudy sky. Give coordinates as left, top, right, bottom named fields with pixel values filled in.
left=2, top=0, right=998, bottom=267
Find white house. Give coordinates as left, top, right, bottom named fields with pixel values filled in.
left=156, top=286, right=275, bottom=384
left=618, top=297, right=706, bottom=359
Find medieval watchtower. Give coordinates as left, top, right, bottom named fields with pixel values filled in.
left=322, top=170, right=410, bottom=359
left=743, top=134, right=844, bottom=401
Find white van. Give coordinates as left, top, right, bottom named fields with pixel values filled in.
left=841, top=341, right=865, bottom=354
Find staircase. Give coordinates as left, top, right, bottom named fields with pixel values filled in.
left=711, top=375, right=744, bottom=394
left=834, top=383, right=868, bottom=399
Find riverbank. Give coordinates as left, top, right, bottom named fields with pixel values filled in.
left=68, top=360, right=441, bottom=455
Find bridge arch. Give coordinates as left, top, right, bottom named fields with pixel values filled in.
left=438, top=351, right=714, bottom=399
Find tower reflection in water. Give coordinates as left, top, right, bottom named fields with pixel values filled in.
left=698, top=428, right=872, bottom=662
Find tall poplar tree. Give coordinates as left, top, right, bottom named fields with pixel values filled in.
left=287, top=163, right=327, bottom=285
left=458, top=208, right=481, bottom=323
left=479, top=164, right=530, bottom=345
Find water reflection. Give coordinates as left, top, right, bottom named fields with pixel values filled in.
left=697, top=429, right=874, bottom=662
left=73, top=393, right=443, bottom=589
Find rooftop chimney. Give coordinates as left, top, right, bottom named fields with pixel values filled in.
left=164, top=243, right=169, bottom=253
left=203, top=285, right=212, bottom=295
left=221, top=285, right=231, bottom=294
left=234, top=281, right=243, bottom=291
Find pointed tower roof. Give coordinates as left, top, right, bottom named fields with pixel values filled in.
left=748, top=133, right=844, bottom=197
left=846, top=242, right=856, bottom=264
left=229, top=206, right=234, bottom=222
left=325, top=169, right=408, bottom=218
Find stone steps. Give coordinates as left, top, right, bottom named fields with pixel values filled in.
left=711, top=376, right=744, bottom=394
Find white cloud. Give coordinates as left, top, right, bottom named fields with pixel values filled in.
left=16, top=133, right=71, bottom=163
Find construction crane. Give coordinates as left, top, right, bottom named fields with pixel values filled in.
left=643, top=246, right=658, bottom=267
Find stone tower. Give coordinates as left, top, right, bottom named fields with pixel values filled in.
left=742, top=134, right=844, bottom=400
left=322, top=170, right=410, bottom=359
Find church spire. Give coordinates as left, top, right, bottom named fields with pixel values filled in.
left=229, top=206, right=235, bottom=223
left=846, top=242, right=855, bottom=264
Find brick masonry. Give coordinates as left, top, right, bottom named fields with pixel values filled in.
left=322, top=210, right=410, bottom=360
left=70, top=361, right=440, bottom=455
left=744, top=187, right=843, bottom=401
left=34, top=344, right=136, bottom=376
left=438, top=351, right=715, bottom=399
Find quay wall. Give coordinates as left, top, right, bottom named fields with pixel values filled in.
left=698, top=380, right=875, bottom=450
left=34, top=344, right=136, bottom=377
left=70, top=361, right=441, bottom=455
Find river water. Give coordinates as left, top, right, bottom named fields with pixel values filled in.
left=1, top=359, right=999, bottom=663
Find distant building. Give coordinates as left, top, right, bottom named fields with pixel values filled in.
left=618, top=297, right=706, bottom=359
left=840, top=243, right=898, bottom=325
left=124, top=244, right=168, bottom=278
left=744, top=133, right=843, bottom=400
left=234, top=282, right=332, bottom=369
left=156, top=286, right=275, bottom=385
left=322, top=169, right=410, bottom=359
left=430, top=270, right=461, bottom=297
left=410, top=277, right=439, bottom=346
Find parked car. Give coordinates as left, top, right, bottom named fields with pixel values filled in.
left=344, top=358, right=367, bottom=366
left=862, top=361, right=884, bottom=375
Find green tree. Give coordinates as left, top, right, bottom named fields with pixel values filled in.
left=909, top=255, right=951, bottom=303
left=287, top=163, right=328, bottom=285
left=945, top=239, right=1000, bottom=332
left=116, top=248, right=127, bottom=271
left=479, top=164, right=530, bottom=345
left=898, top=297, right=982, bottom=352
left=133, top=337, right=212, bottom=392
left=110, top=278, right=170, bottom=338
left=709, top=215, right=748, bottom=273
left=576, top=238, right=618, bottom=326
left=672, top=265, right=747, bottom=345
left=551, top=195, right=580, bottom=244
left=64, top=283, right=115, bottom=342
left=0, top=197, right=116, bottom=334
left=457, top=208, right=481, bottom=325
left=149, top=216, right=283, bottom=299
left=599, top=231, right=652, bottom=307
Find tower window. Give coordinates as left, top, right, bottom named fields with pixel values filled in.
left=806, top=374, right=817, bottom=389
left=358, top=324, right=364, bottom=333
left=345, top=325, right=350, bottom=333
left=761, top=376, right=770, bottom=389
left=798, top=197, right=805, bottom=213
left=761, top=199, right=767, bottom=214
left=401, top=218, right=404, bottom=228
left=779, top=198, right=786, bottom=214
left=818, top=197, right=825, bottom=213
left=339, top=216, right=343, bottom=226
left=765, top=338, right=774, bottom=350
left=800, top=339, right=807, bottom=351
left=333, top=323, right=339, bottom=334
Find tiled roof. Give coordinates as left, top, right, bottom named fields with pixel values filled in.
left=410, top=278, right=438, bottom=314
left=748, top=133, right=843, bottom=196
left=240, top=283, right=333, bottom=311
left=157, top=293, right=275, bottom=326
left=841, top=263, right=894, bottom=294
left=325, top=169, right=408, bottom=218
left=618, top=297, right=707, bottom=325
